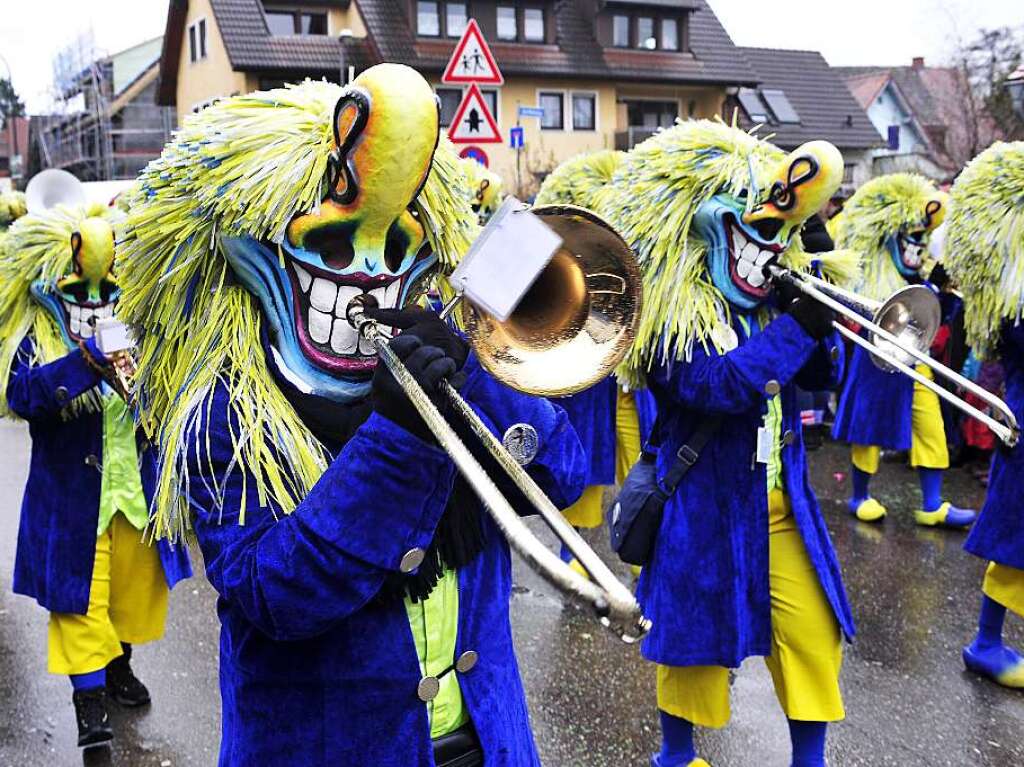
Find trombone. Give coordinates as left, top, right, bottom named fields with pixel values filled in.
left=769, top=265, right=1020, bottom=447
left=348, top=206, right=650, bottom=643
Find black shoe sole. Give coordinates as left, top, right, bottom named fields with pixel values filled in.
left=78, top=730, right=113, bottom=748
left=109, top=692, right=151, bottom=708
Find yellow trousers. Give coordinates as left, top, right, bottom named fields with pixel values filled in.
left=851, top=366, right=949, bottom=474
left=48, top=513, right=169, bottom=675
left=983, top=562, right=1024, bottom=618
left=657, top=490, right=844, bottom=727
left=562, top=388, right=642, bottom=528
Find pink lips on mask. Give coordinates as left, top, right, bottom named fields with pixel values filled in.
left=287, top=259, right=404, bottom=375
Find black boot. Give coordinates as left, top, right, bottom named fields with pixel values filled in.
left=106, top=643, right=151, bottom=707
left=72, top=688, right=113, bottom=747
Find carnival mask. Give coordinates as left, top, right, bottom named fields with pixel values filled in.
left=696, top=141, right=843, bottom=311
left=31, top=216, right=119, bottom=348
left=886, top=193, right=947, bottom=279
left=222, top=64, right=440, bottom=403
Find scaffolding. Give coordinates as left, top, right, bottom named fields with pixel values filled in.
left=33, top=32, right=174, bottom=181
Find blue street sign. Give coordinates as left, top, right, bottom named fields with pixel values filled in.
left=518, top=106, right=545, bottom=119
left=509, top=125, right=525, bottom=149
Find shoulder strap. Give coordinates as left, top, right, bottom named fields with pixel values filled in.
left=658, top=415, right=723, bottom=495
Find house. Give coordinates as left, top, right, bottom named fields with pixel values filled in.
left=733, top=47, right=880, bottom=195
left=28, top=37, right=177, bottom=181
left=157, top=0, right=759, bottom=194
left=837, top=57, right=1001, bottom=181
left=0, top=117, right=29, bottom=190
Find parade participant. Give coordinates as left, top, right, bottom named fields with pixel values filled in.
left=944, top=141, right=1024, bottom=689
left=535, top=150, right=656, bottom=573
left=0, top=190, right=27, bottom=230
left=830, top=174, right=973, bottom=527
left=0, top=200, right=192, bottom=747
left=116, top=65, right=586, bottom=766
left=460, top=156, right=504, bottom=224
left=581, top=121, right=858, bottom=767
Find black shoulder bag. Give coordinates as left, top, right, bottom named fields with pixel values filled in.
left=607, top=415, right=722, bottom=567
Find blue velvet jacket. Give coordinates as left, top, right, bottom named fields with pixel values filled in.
left=637, top=314, right=855, bottom=668
left=8, top=337, right=192, bottom=615
left=831, top=342, right=915, bottom=450
left=555, top=378, right=656, bottom=486
left=189, top=354, right=586, bottom=766
left=965, top=323, right=1024, bottom=569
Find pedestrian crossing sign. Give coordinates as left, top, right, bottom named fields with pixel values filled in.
left=448, top=84, right=502, bottom=144
left=442, top=19, right=504, bottom=85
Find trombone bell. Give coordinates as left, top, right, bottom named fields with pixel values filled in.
left=869, top=285, right=940, bottom=372
left=462, top=206, right=642, bottom=397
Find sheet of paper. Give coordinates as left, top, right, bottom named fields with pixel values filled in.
left=448, top=197, right=562, bottom=321
left=95, top=317, right=133, bottom=354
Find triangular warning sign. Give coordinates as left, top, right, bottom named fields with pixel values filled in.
left=442, top=19, right=504, bottom=85
left=448, top=84, right=502, bottom=144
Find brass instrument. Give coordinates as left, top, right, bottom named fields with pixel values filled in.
left=347, top=206, right=650, bottom=642
left=770, top=265, right=1020, bottom=447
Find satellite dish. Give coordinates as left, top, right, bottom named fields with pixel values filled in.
left=25, top=169, right=87, bottom=214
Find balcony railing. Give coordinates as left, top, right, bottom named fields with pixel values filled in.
left=614, top=126, right=662, bottom=150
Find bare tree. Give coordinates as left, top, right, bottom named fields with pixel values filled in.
left=949, top=26, right=1023, bottom=150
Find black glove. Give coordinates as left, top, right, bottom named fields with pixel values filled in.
left=368, top=307, right=469, bottom=443
left=784, top=294, right=835, bottom=341
left=772, top=276, right=802, bottom=313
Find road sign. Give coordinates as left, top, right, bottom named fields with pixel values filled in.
left=448, top=84, right=502, bottom=144
left=509, top=126, right=524, bottom=149
left=518, top=106, right=545, bottom=119
left=442, top=19, right=504, bottom=85
left=459, top=146, right=490, bottom=167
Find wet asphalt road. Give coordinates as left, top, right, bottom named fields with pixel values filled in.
left=1, top=418, right=1022, bottom=766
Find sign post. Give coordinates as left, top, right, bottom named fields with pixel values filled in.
left=443, top=20, right=504, bottom=147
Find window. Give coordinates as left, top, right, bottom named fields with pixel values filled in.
left=437, top=87, right=462, bottom=128
left=843, top=164, right=856, bottom=184
left=737, top=88, right=769, bottom=123
left=497, top=6, right=517, bottom=40
left=300, top=12, right=328, bottom=35
left=188, top=19, right=208, bottom=63
left=661, top=18, right=678, bottom=50
left=524, top=8, right=544, bottom=42
left=636, top=16, right=655, bottom=49
left=539, top=91, right=564, bottom=130
left=612, top=15, right=629, bottom=47
left=761, top=89, right=800, bottom=123
left=265, top=10, right=295, bottom=35
left=446, top=2, right=468, bottom=38
left=887, top=125, right=900, bottom=151
left=418, top=1, right=440, bottom=36
left=572, top=93, right=596, bottom=130
left=481, top=89, right=499, bottom=121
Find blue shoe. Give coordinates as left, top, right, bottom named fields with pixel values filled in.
left=963, top=643, right=1024, bottom=688
left=914, top=502, right=976, bottom=528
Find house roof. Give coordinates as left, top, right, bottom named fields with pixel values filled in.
left=735, top=48, right=881, bottom=152
left=159, top=0, right=757, bottom=105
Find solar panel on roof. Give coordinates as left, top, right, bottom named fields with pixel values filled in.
left=761, top=89, right=801, bottom=124
left=737, top=88, right=769, bottom=123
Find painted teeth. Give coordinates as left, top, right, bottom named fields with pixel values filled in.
left=730, top=229, right=775, bottom=290
left=292, top=262, right=402, bottom=355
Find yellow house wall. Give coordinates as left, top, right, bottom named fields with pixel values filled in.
left=328, top=6, right=367, bottom=36
left=432, top=77, right=727, bottom=197
left=176, top=0, right=250, bottom=122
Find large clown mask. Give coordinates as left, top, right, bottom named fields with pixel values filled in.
left=886, top=193, right=947, bottom=279
left=694, top=140, right=843, bottom=311
left=222, top=64, right=440, bottom=404
left=31, top=216, right=119, bottom=348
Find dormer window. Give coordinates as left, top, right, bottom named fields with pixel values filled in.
left=264, top=7, right=328, bottom=35
left=636, top=17, right=655, bottom=50
left=612, top=15, right=629, bottom=47
left=497, top=6, right=517, bottom=40
left=523, top=8, right=545, bottom=42
left=418, top=0, right=475, bottom=38
left=606, top=9, right=687, bottom=52
left=488, top=3, right=546, bottom=44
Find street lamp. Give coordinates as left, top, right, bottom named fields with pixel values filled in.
left=338, top=28, right=354, bottom=86
left=1006, top=65, right=1024, bottom=121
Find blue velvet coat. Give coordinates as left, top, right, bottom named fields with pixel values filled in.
left=965, top=323, right=1024, bottom=569
left=189, top=354, right=586, bottom=766
left=8, top=337, right=192, bottom=616
left=555, top=378, right=656, bottom=486
left=832, top=342, right=915, bottom=449
left=637, top=314, right=855, bottom=668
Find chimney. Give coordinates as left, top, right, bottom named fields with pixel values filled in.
left=912, top=57, right=925, bottom=70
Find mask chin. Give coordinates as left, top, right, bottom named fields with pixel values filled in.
left=223, top=235, right=436, bottom=405
left=695, top=195, right=782, bottom=312
left=887, top=232, right=924, bottom=278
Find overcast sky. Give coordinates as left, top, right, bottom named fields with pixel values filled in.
left=0, top=0, right=1021, bottom=112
